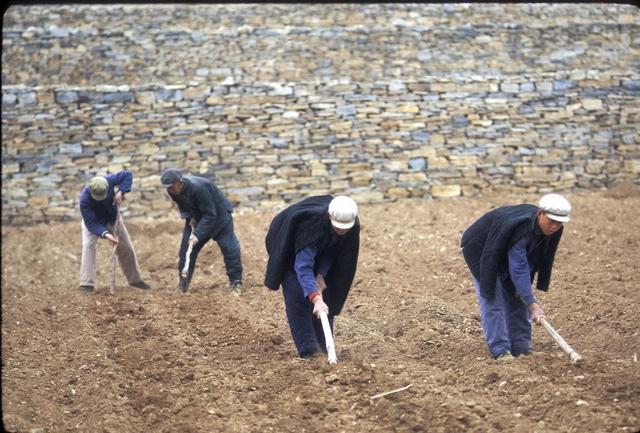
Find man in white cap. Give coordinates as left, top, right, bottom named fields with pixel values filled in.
left=460, top=193, right=571, bottom=361
left=79, top=170, right=150, bottom=293
left=264, top=195, right=360, bottom=359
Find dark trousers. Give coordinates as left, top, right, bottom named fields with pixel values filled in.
left=281, top=269, right=334, bottom=358
left=178, top=217, right=243, bottom=284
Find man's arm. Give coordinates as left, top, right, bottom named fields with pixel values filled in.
left=508, top=238, right=545, bottom=322
left=294, top=244, right=329, bottom=317
left=80, top=197, right=109, bottom=238
left=191, top=187, right=218, bottom=241
left=294, top=244, right=321, bottom=299
left=106, top=170, right=133, bottom=194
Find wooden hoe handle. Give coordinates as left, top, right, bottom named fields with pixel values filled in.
left=182, top=242, right=193, bottom=278
left=181, top=228, right=194, bottom=279
left=540, top=317, right=583, bottom=364
left=319, top=310, right=337, bottom=364
left=109, top=207, right=120, bottom=296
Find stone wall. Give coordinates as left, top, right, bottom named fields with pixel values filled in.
left=2, top=4, right=639, bottom=224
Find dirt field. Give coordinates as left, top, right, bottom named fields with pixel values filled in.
left=2, top=187, right=639, bottom=433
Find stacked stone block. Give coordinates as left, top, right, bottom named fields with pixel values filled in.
left=2, top=4, right=639, bottom=223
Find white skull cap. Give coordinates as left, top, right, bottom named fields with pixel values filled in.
left=328, top=195, right=358, bottom=229
left=539, top=193, right=571, bottom=222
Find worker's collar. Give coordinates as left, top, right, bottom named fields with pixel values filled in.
left=532, top=215, right=545, bottom=236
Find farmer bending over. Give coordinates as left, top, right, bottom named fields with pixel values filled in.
left=160, top=168, right=243, bottom=295
left=460, top=193, right=572, bottom=361
left=264, top=195, right=360, bottom=359
left=79, top=170, right=151, bottom=293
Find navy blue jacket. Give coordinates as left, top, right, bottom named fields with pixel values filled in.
left=460, top=204, right=562, bottom=299
left=80, top=170, right=133, bottom=237
left=167, top=175, right=233, bottom=241
left=264, top=195, right=360, bottom=315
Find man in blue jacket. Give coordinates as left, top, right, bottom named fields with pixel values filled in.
left=160, top=168, right=243, bottom=295
left=460, top=193, right=572, bottom=361
left=79, top=170, right=150, bottom=293
left=264, top=195, right=360, bottom=359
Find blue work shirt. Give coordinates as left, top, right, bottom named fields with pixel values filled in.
left=294, top=235, right=339, bottom=298
left=79, top=170, right=133, bottom=238
left=506, top=225, right=547, bottom=306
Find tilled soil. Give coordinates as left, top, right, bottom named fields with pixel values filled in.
left=2, top=187, right=639, bottom=433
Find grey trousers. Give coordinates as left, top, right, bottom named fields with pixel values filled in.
left=79, top=213, right=143, bottom=287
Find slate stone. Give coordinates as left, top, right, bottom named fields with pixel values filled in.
left=336, top=105, right=357, bottom=116
left=17, top=92, right=36, bottom=104
left=155, top=89, right=183, bottom=102
left=408, top=157, right=427, bottom=170
left=55, top=91, right=78, bottom=103
left=452, top=116, right=469, bottom=128
left=3, top=93, right=17, bottom=105
left=554, top=80, right=577, bottom=91
left=417, top=50, right=432, bottom=62
left=59, top=143, right=83, bottom=154
left=411, top=132, right=430, bottom=142
left=270, top=138, right=289, bottom=148
left=622, top=80, right=640, bottom=91
left=520, top=82, right=535, bottom=92
left=103, top=92, right=133, bottom=103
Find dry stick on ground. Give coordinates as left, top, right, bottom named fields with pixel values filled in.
left=370, top=384, right=413, bottom=400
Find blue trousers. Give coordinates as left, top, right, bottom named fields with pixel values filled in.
left=282, top=269, right=334, bottom=358
left=178, top=217, right=243, bottom=284
left=472, top=275, right=532, bottom=357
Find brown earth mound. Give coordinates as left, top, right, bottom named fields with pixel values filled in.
left=2, top=191, right=639, bottom=432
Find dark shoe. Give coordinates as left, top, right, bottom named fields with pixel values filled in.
left=495, top=351, right=515, bottom=361
left=178, top=277, right=189, bottom=293
left=300, top=350, right=323, bottom=360
left=229, top=280, right=243, bottom=296
left=513, top=348, right=535, bottom=357
left=130, top=281, right=151, bottom=290
left=80, top=285, right=94, bottom=293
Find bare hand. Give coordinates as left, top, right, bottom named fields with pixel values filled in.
left=315, top=274, right=327, bottom=292
left=189, top=233, right=199, bottom=246
left=529, top=302, right=545, bottom=324
left=105, top=233, right=119, bottom=246
left=312, top=296, right=329, bottom=319
left=113, top=191, right=124, bottom=205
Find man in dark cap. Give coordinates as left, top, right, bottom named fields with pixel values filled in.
left=79, top=170, right=151, bottom=293
left=160, top=168, right=243, bottom=295
left=460, top=193, right=572, bottom=361
left=264, top=195, right=360, bottom=359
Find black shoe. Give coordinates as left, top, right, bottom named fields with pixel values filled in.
left=229, top=280, right=243, bottom=296
left=178, top=277, right=189, bottom=293
left=80, top=285, right=94, bottom=293
left=130, top=281, right=151, bottom=290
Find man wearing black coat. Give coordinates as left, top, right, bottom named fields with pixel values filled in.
left=264, top=195, right=360, bottom=359
left=161, top=168, right=243, bottom=295
left=460, top=193, right=572, bottom=361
